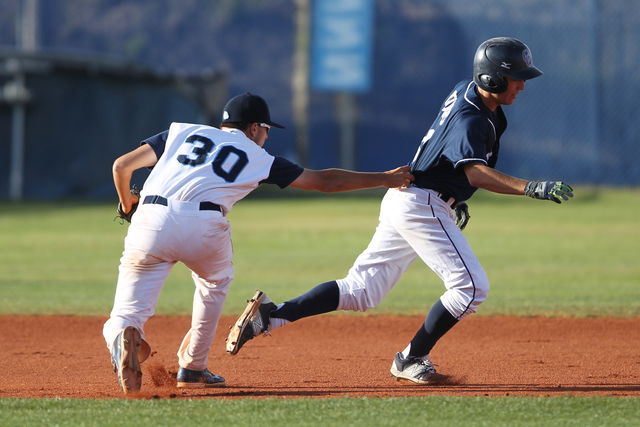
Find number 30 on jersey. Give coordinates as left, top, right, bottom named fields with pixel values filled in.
left=177, top=134, right=248, bottom=183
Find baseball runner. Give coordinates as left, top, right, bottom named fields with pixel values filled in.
left=226, top=38, right=574, bottom=384
left=104, top=92, right=414, bottom=394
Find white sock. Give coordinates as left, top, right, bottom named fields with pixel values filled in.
left=401, top=344, right=411, bottom=359
left=268, top=317, right=290, bottom=331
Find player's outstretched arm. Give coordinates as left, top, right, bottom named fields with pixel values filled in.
left=288, top=165, right=414, bottom=193
left=463, top=162, right=527, bottom=195
left=463, top=162, right=573, bottom=203
left=112, top=144, right=158, bottom=213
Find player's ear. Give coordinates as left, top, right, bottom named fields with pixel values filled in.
left=245, top=122, right=262, bottom=144
left=249, top=122, right=259, bottom=137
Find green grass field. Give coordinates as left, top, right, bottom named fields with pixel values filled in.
left=1, top=187, right=638, bottom=317
left=1, top=187, right=639, bottom=425
left=1, top=396, right=639, bottom=427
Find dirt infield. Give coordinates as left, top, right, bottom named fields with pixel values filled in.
left=1, top=315, right=639, bottom=399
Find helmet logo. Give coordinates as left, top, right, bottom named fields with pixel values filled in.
left=501, top=62, right=511, bottom=69
left=223, top=111, right=230, bottom=120
left=522, top=48, right=533, bottom=67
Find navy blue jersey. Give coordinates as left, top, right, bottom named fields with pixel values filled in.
left=410, top=79, right=507, bottom=201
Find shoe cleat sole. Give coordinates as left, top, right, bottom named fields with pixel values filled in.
left=391, top=371, right=452, bottom=385
left=119, top=326, right=142, bottom=393
left=225, top=290, right=265, bottom=355
left=177, top=380, right=226, bottom=389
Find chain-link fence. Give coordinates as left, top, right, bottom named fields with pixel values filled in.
left=0, top=0, right=638, bottom=198
left=421, top=0, right=640, bottom=185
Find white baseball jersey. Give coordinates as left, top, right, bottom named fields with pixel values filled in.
left=142, top=122, right=303, bottom=214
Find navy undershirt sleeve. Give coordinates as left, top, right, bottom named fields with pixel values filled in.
left=260, top=156, right=305, bottom=189
left=141, top=130, right=168, bottom=159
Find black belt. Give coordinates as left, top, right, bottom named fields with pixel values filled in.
left=435, top=192, right=459, bottom=210
left=143, top=195, right=222, bottom=213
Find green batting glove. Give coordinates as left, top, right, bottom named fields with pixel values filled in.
left=524, top=181, right=574, bottom=204
left=455, top=202, right=470, bottom=230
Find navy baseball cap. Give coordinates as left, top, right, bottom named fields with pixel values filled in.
left=221, top=93, right=285, bottom=129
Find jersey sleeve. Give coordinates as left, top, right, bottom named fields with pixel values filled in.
left=141, top=130, right=169, bottom=160
left=444, top=115, right=491, bottom=169
left=259, top=156, right=304, bottom=189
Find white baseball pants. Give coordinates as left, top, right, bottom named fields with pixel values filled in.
left=336, top=187, right=489, bottom=319
left=103, top=200, right=234, bottom=371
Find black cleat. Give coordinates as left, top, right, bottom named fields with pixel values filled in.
left=176, top=367, right=226, bottom=388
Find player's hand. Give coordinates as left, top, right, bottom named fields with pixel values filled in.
left=115, top=186, right=142, bottom=224
left=455, top=202, right=470, bottom=230
left=130, top=192, right=140, bottom=208
left=119, top=188, right=140, bottom=214
left=387, top=165, right=414, bottom=189
left=524, top=181, right=573, bottom=204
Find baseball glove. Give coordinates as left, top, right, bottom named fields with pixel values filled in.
left=115, top=186, right=142, bottom=224
left=455, top=202, right=470, bottom=230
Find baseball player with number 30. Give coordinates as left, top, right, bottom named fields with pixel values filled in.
left=226, top=37, right=574, bottom=385
left=103, top=93, right=414, bottom=394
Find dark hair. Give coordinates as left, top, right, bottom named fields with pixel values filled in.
left=220, top=121, right=251, bottom=132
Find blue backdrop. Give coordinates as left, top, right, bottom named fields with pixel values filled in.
left=0, top=0, right=637, bottom=200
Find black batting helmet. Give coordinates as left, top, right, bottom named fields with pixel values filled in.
left=473, top=37, right=543, bottom=94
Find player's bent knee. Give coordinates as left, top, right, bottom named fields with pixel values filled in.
left=440, top=277, right=490, bottom=319
left=473, top=272, right=490, bottom=304
left=467, top=279, right=490, bottom=317
left=475, top=283, right=490, bottom=305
